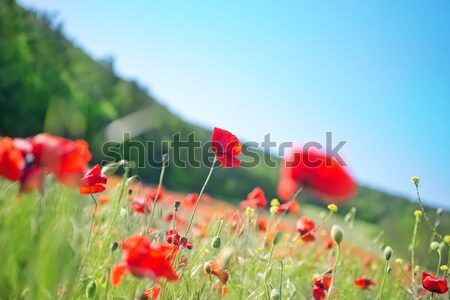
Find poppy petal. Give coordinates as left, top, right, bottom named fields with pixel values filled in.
left=111, top=264, right=128, bottom=287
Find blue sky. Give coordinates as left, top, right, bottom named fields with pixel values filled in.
left=20, top=0, right=450, bottom=208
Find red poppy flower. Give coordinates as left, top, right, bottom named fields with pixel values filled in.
left=164, top=213, right=186, bottom=225
left=278, top=148, right=356, bottom=203
left=422, top=272, right=448, bottom=294
left=296, top=216, right=317, bottom=242
left=31, top=133, right=91, bottom=185
left=211, top=127, right=242, bottom=168
left=139, top=286, right=161, bottom=300
left=314, top=274, right=332, bottom=290
left=277, top=201, right=300, bottom=215
left=111, top=234, right=179, bottom=286
left=210, top=258, right=229, bottom=284
left=79, top=164, right=107, bottom=194
left=258, top=218, right=268, bottom=231
left=312, top=274, right=332, bottom=300
left=184, top=193, right=198, bottom=207
left=312, top=285, right=326, bottom=300
left=324, top=238, right=334, bottom=249
left=146, top=185, right=165, bottom=202
left=354, top=276, right=375, bottom=290
left=240, top=187, right=267, bottom=209
left=131, top=196, right=152, bottom=214
left=165, top=230, right=193, bottom=250
left=0, top=137, right=25, bottom=181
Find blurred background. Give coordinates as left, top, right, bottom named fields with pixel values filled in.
left=0, top=0, right=449, bottom=259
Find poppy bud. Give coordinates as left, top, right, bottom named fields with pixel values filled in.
left=384, top=246, right=393, bottom=261
left=430, top=242, right=440, bottom=251
left=438, top=242, right=446, bottom=254
left=212, top=236, right=222, bottom=249
left=270, top=288, right=281, bottom=300
left=101, top=160, right=126, bottom=176
left=174, top=200, right=181, bottom=211
left=85, top=280, right=96, bottom=298
left=204, top=262, right=212, bottom=274
left=273, top=231, right=284, bottom=246
left=110, top=242, right=119, bottom=252
left=162, top=153, right=169, bottom=164
left=331, top=225, right=344, bottom=244
left=436, top=208, right=443, bottom=216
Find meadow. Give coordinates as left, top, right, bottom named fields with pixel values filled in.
left=0, top=130, right=448, bottom=300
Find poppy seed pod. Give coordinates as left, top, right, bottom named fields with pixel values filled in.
left=174, top=200, right=181, bottom=210
left=110, top=242, right=119, bottom=252
left=162, top=153, right=169, bottom=164
left=384, top=246, right=393, bottom=261
left=101, top=160, right=126, bottom=176
left=430, top=242, right=440, bottom=251
left=85, top=280, right=96, bottom=298
left=273, top=231, right=284, bottom=246
left=331, top=225, right=344, bottom=244
left=212, top=236, right=222, bottom=249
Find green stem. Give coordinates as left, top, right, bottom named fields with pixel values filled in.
left=184, top=156, right=217, bottom=237
left=91, top=168, right=129, bottom=272
left=75, top=194, right=98, bottom=282
left=85, top=194, right=98, bottom=253
left=264, top=244, right=276, bottom=300
left=415, top=185, right=442, bottom=239
left=288, top=186, right=303, bottom=203
left=326, top=244, right=340, bottom=300
left=270, top=260, right=284, bottom=299
left=147, top=160, right=167, bottom=234
left=411, top=216, right=419, bottom=300
left=376, top=260, right=389, bottom=300
left=436, top=251, right=442, bottom=276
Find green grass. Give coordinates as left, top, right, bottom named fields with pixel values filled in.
left=3, top=175, right=441, bottom=300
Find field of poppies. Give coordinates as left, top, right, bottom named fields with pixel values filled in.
left=0, top=128, right=448, bottom=300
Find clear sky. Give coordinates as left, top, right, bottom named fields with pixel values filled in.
left=19, top=0, right=450, bottom=209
